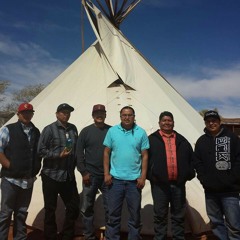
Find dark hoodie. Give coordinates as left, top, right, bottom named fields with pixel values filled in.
left=194, top=126, right=240, bottom=193
left=147, top=130, right=195, bottom=186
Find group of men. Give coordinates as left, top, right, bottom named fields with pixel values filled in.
left=0, top=102, right=239, bottom=240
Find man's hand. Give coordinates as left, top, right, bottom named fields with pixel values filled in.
left=136, top=177, right=146, bottom=189
left=104, top=173, right=112, bottom=186
left=0, top=152, right=10, bottom=169
left=82, top=173, right=91, bottom=186
left=60, top=148, right=72, bottom=158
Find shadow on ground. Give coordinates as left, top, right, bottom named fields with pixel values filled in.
left=7, top=225, right=217, bottom=240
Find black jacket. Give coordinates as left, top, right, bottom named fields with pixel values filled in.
left=194, top=127, right=240, bottom=193
left=147, top=130, right=195, bottom=186
left=1, top=120, right=41, bottom=178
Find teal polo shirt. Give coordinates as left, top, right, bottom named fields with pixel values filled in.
left=103, top=124, right=149, bottom=180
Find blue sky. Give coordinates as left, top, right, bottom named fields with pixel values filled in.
left=0, top=0, right=240, bottom=117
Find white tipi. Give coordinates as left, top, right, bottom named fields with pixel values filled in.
left=4, top=0, right=210, bottom=236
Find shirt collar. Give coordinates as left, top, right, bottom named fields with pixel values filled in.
left=56, top=120, right=69, bottom=129
left=118, top=123, right=138, bottom=132
left=21, top=122, right=32, bottom=131
left=159, top=130, right=175, bottom=138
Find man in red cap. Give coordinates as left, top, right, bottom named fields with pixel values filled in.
left=0, top=102, right=41, bottom=239
left=76, top=104, right=111, bottom=240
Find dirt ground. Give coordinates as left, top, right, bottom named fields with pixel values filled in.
left=7, top=225, right=217, bottom=240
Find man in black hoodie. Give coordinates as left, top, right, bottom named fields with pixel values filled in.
left=148, top=111, right=195, bottom=240
left=194, top=110, right=240, bottom=240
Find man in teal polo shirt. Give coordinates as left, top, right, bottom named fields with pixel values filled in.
left=103, top=106, right=149, bottom=240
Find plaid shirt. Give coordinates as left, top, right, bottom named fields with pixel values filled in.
left=38, top=120, right=78, bottom=182
left=0, top=125, right=36, bottom=189
left=160, top=130, right=178, bottom=181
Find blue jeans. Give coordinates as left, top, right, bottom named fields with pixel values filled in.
left=205, top=192, right=240, bottom=240
left=150, top=182, right=186, bottom=240
left=41, top=174, right=80, bottom=240
left=81, top=175, right=108, bottom=240
left=0, top=177, right=33, bottom=240
left=106, top=179, right=142, bottom=240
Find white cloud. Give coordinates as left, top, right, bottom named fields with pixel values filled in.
left=166, top=64, right=240, bottom=117
left=0, top=35, right=68, bottom=96
left=0, top=34, right=51, bottom=58
left=168, top=64, right=240, bottom=100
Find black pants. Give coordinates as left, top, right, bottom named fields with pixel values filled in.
left=41, top=174, right=79, bottom=240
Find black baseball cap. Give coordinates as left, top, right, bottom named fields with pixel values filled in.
left=56, top=103, right=74, bottom=112
left=204, top=110, right=220, bottom=121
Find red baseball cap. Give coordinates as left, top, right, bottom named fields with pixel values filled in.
left=92, top=104, right=106, bottom=114
left=18, top=103, right=35, bottom=113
